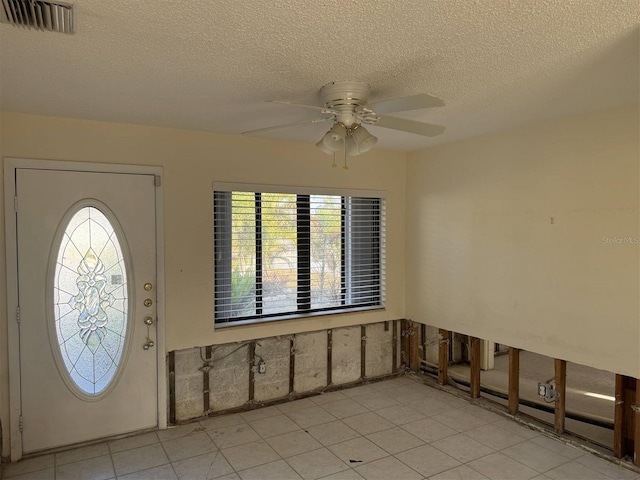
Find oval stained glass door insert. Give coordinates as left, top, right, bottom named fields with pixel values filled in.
left=52, top=206, right=129, bottom=396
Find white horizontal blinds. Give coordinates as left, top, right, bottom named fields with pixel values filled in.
left=214, top=191, right=257, bottom=321
left=346, top=197, right=383, bottom=306
left=214, top=187, right=384, bottom=324
left=260, top=193, right=298, bottom=315
left=213, top=191, right=232, bottom=320
left=309, top=195, right=342, bottom=309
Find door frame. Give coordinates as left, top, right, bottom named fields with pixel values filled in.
left=4, top=157, right=167, bottom=461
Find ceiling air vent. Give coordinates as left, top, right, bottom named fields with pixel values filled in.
left=1, top=0, right=73, bottom=34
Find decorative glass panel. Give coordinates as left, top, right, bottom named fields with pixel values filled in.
left=53, top=206, right=128, bottom=395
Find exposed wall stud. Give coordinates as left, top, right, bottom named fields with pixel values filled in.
left=470, top=336, right=481, bottom=398
left=400, top=319, right=410, bottom=369
left=614, top=374, right=624, bottom=458
left=508, top=347, right=520, bottom=415
left=613, top=374, right=639, bottom=462
left=168, top=351, right=176, bottom=425
left=554, top=359, right=567, bottom=434
left=203, top=345, right=212, bottom=413
left=438, top=329, right=449, bottom=385
left=248, top=342, right=255, bottom=402
left=635, top=378, right=640, bottom=466
left=327, top=329, right=333, bottom=386
left=392, top=320, right=398, bottom=373
left=409, top=322, right=420, bottom=372
left=360, top=325, right=367, bottom=379
left=289, top=337, right=295, bottom=395
left=420, top=324, right=427, bottom=365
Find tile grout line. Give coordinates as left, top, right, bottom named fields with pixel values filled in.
left=155, top=435, right=179, bottom=480
left=106, top=439, right=119, bottom=480
left=6, top=377, right=638, bottom=480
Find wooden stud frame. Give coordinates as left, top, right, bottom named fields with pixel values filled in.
left=327, top=329, right=333, bottom=386
left=635, top=378, right=640, bottom=466
left=438, top=328, right=449, bottom=385
left=409, top=322, right=420, bottom=372
left=168, top=351, right=176, bottom=425
left=421, top=324, right=427, bottom=366
left=289, top=337, right=296, bottom=394
left=203, top=345, right=212, bottom=413
left=438, top=329, right=449, bottom=385
left=614, top=374, right=626, bottom=458
left=361, top=325, right=367, bottom=379
left=508, top=347, right=520, bottom=415
left=470, top=336, right=481, bottom=399
left=248, top=342, right=256, bottom=402
left=392, top=320, right=398, bottom=373
left=554, top=359, right=567, bottom=434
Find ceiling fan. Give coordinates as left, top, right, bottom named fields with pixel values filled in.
left=242, top=81, right=446, bottom=157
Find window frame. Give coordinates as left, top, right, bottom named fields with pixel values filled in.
left=213, top=182, right=386, bottom=327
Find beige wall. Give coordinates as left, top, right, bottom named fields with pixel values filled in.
left=2, top=103, right=638, bottom=455
left=0, top=112, right=406, bottom=455
left=406, top=104, right=640, bottom=377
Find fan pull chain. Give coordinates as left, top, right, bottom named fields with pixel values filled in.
left=332, top=152, right=337, bottom=168
left=343, top=148, right=349, bottom=170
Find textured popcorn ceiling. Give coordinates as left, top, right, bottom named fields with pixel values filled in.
left=0, top=1, right=638, bottom=151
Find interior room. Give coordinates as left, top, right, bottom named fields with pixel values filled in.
left=0, top=1, right=638, bottom=479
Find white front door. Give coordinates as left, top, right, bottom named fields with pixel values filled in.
left=15, top=168, right=158, bottom=453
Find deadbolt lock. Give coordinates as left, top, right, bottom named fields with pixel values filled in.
left=143, top=298, right=153, bottom=307
left=144, top=316, right=154, bottom=325
left=144, top=283, right=153, bottom=291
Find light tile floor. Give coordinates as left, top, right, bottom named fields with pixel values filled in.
left=3, top=376, right=639, bottom=480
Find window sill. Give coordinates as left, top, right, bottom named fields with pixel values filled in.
left=214, top=305, right=386, bottom=329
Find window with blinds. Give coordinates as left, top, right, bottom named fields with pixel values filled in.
left=213, top=185, right=385, bottom=325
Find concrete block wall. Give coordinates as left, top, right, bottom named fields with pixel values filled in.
left=174, top=348, right=204, bottom=421
left=424, top=325, right=440, bottom=367
left=169, top=320, right=400, bottom=423
left=332, top=326, right=361, bottom=385
left=254, top=337, right=290, bottom=402
left=208, top=344, right=250, bottom=412
left=293, top=331, right=328, bottom=393
left=365, top=322, right=393, bottom=378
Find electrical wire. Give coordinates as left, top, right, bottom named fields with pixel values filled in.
left=199, top=341, right=253, bottom=365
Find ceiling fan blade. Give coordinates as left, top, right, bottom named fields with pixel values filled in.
left=241, top=116, right=332, bottom=136
left=376, top=115, right=446, bottom=137
left=370, top=93, right=445, bottom=115
left=267, top=100, right=339, bottom=115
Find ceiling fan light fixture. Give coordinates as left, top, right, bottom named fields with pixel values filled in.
left=317, top=122, right=346, bottom=153
left=328, top=122, right=347, bottom=142
left=315, top=138, right=335, bottom=154
left=246, top=81, right=446, bottom=162
left=349, top=124, right=378, bottom=155
left=345, top=136, right=359, bottom=157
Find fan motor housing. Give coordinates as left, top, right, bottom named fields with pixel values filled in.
left=320, top=81, right=370, bottom=107
left=320, top=81, right=371, bottom=127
